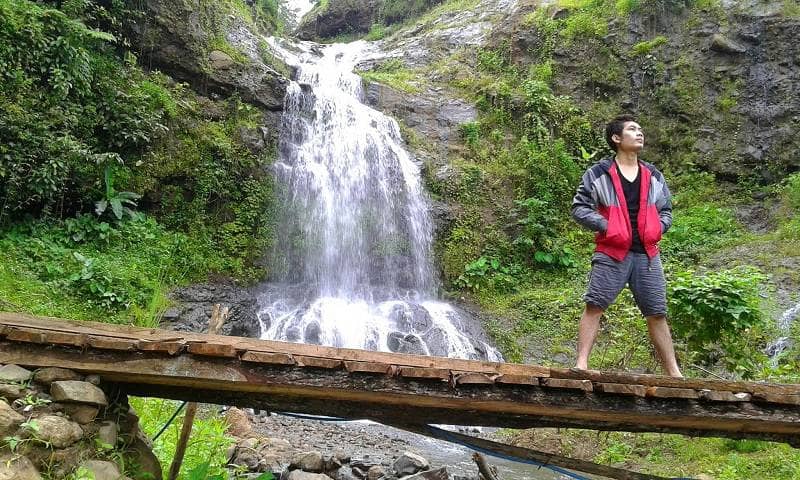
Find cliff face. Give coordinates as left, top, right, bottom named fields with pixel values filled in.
left=494, top=2, right=800, bottom=182
left=126, top=0, right=289, bottom=115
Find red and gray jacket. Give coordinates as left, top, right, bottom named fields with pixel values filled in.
left=571, top=157, right=672, bottom=260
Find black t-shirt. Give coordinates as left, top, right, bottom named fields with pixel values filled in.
left=617, top=163, right=645, bottom=253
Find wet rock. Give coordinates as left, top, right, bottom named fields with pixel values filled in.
left=392, top=451, right=429, bottom=476
left=0, top=454, right=41, bottom=480
left=33, top=368, right=82, bottom=384
left=0, top=400, right=25, bottom=436
left=165, top=283, right=261, bottom=338
left=393, top=334, right=427, bottom=355
left=0, top=364, right=32, bottom=383
left=33, top=415, right=83, bottom=448
left=80, top=460, right=121, bottom=480
left=63, top=404, right=100, bottom=424
left=51, top=381, right=108, bottom=406
left=290, top=451, right=325, bottom=472
left=422, top=327, right=449, bottom=357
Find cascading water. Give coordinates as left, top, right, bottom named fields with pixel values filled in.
left=766, top=300, right=800, bottom=366
left=257, top=39, right=501, bottom=362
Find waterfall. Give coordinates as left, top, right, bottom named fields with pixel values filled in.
left=257, top=39, right=501, bottom=361
left=766, top=300, right=800, bottom=366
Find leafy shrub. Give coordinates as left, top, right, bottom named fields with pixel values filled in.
left=661, top=205, right=738, bottom=258
left=457, top=256, right=522, bottom=292
left=630, top=36, right=668, bottom=56
left=668, top=267, right=768, bottom=377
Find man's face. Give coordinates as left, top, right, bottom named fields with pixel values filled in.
left=614, top=121, right=644, bottom=153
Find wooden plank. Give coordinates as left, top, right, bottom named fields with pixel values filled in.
left=453, top=372, right=496, bottom=385
left=138, top=340, right=185, bottom=356
left=187, top=342, right=238, bottom=358
left=40, top=331, right=86, bottom=348
left=343, top=361, right=391, bottom=374
left=398, top=367, right=450, bottom=381
left=88, top=337, right=138, bottom=351
left=294, top=356, right=342, bottom=369
left=753, top=393, right=800, bottom=406
left=542, top=378, right=593, bottom=392
left=645, top=386, right=699, bottom=400
left=699, top=390, right=752, bottom=402
left=551, top=367, right=800, bottom=396
left=241, top=351, right=296, bottom=365
left=596, top=383, right=647, bottom=397
left=0, top=324, right=8, bottom=338
left=6, top=327, right=47, bottom=344
left=495, top=374, right=540, bottom=386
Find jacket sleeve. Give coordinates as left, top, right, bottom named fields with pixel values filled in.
left=655, top=171, right=673, bottom=234
left=571, top=169, right=607, bottom=233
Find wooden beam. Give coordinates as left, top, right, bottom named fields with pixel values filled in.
left=1, top=341, right=799, bottom=446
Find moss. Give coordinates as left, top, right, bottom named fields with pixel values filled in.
left=359, top=58, right=421, bottom=93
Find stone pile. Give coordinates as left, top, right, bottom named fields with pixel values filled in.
left=0, top=363, right=161, bottom=480
left=224, top=408, right=481, bottom=480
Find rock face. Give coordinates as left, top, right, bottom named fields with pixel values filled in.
left=126, top=0, right=288, bottom=114
left=296, top=0, right=382, bottom=40
left=498, top=3, right=800, bottom=181
left=162, top=282, right=261, bottom=338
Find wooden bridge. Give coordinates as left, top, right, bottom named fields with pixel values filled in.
left=1, top=312, right=799, bottom=450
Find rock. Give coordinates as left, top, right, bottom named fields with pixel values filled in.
left=296, top=0, right=381, bottom=40
left=0, top=400, right=25, bottom=436
left=128, top=430, right=163, bottom=480
left=63, top=404, right=99, bottom=424
left=285, top=471, right=331, bottom=480
left=392, top=451, right=429, bottom=476
left=403, top=467, right=450, bottom=479
left=711, top=33, right=747, bottom=53
left=98, top=421, right=119, bottom=448
left=225, top=407, right=253, bottom=437
left=81, top=460, right=122, bottom=480
left=367, top=465, right=385, bottom=479
left=330, top=467, right=358, bottom=480
left=209, top=50, right=235, bottom=70
left=290, top=451, right=325, bottom=472
left=0, top=454, right=41, bottom=480
left=50, top=381, right=108, bottom=406
left=0, top=364, right=33, bottom=383
left=33, top=368, right=81, bottom=384
left=33, top=415, right=83, bottom=448
left=85, top=375, right=102, bottom=386
left=165, top=283, right=261, bottom=339
left=0, top=383, right=24, bottom=400
left=323, top=454, right=343, bottom=472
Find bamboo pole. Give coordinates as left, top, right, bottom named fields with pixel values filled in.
left=167, top=303, right=229, bottom=480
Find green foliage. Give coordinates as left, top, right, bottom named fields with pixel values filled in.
left=95, top=165, right=141, bottom=220
left=364, top=23, right=386, bottom=40
left=668, top=267, right=768, bottom=377
left=359, top=58, right=419, bottom=93
left=779, top=172, right=800, bottom=212
left=456, top=256, right=522, bottom=292
left=630, top=36, right=668, bottom=57
left=130, top=398, right=234, bottom=480
left=661, top=205, right=739, bottom=259
left=380, top=0, right=444, bottom=24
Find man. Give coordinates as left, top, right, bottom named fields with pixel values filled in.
left=571, top=115, right=682, bottom=377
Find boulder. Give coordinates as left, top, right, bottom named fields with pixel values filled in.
left=0, top=383, right=24, bottom=401
left=63, top=404, right=100, bottom=424
left=50, top=381, right=108, bottom=406
left=0, top=454, right=41, bottom=480
left=290, top=451, right=325, bottom=472
left=367, top=465, right=385, bottom=479
left=81, top=460, right=122, bottom=480
left=392, top=451, right=429, bottom=476
left=224, top=407, right=253, bottom=437
left=209, top=50, right=235, bottom=70
left=97, top=421, right=119, bottom=448
left=33, top=368, right=81, bottom=384
left=128, top=430, right=163, bottom=480
left=33, top=415, right=83, bottom=448
left=0, top=400, right=24, bottom=436
left=285, top=471, right=331, bottom=480
left=0, top=364, right=33, bottom=383
left=711, top=33, right=747, bottom=54
left=404, top=467, right=450, bottom=479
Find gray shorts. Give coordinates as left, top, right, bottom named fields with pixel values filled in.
left=584, top=252, right=667, bottom=317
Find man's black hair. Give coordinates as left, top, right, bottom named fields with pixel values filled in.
left=605, top=114, right=638, bottom=152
